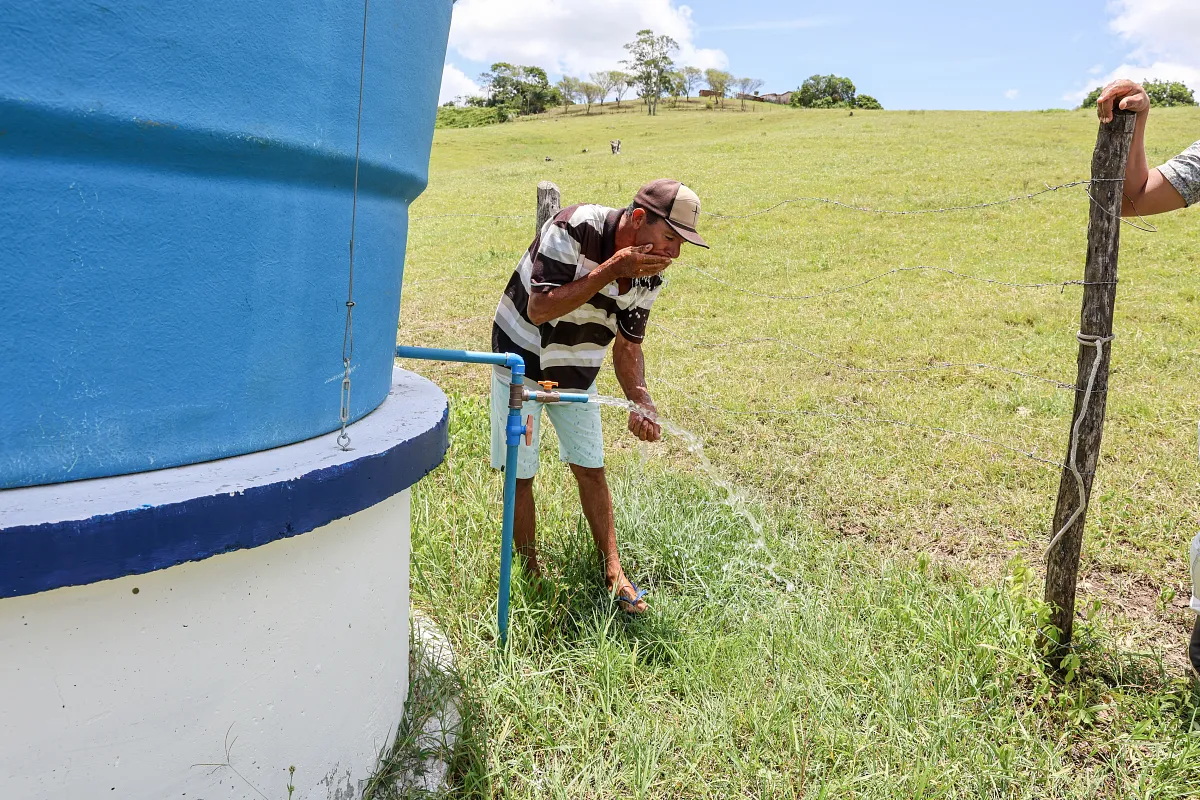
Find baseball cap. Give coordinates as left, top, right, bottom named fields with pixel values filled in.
left=632, top=179, right=709, bottom=249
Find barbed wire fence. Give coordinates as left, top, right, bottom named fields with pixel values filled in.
left=649, top=322, right=1080, bottom=391
left=403, top=180, right=1138, bottom=409
left=403, top=179, right=1151, bottom=445
left=682, top=263, right=1115, bottom=299
left=411, top=176, right=1158, bottom=230
left=401, top=176, right=1149, bottom=461
left=401, top=112, right=1183, bottom=668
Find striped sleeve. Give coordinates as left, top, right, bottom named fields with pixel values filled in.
left=615, top=277, right=663, bottom=343
left=529, top=219, right=582, bottom=294
left=1159, top=140, right=1200, bottom=207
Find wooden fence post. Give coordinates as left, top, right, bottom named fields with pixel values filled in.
left=537, top=181, right=561, bottom=237
left=1043, top=109, right=1136, bottom=670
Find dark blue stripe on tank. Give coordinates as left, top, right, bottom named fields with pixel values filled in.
left=0, top=406, right=448, bottom=599
left=0, top=99, right=425, bottom=201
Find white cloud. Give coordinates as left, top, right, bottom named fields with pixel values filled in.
left=1004, top=88, right=1019, bottom=100
left=1066, top=0, right=1200, bottom=102
left=446, top=0, right=728, bottom=78
left=1109, top=0, right=1200, bottom=65
left=1088, top=63, right=1105, bottom=75
left=439, top=63, right=481, bottom=105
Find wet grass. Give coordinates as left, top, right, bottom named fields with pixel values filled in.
left=397, top=105, right=1200, bottom=796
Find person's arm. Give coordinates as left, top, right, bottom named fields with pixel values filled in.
left=527, top=245, right=670, bottom=325
left=1096, top=79, right=1187, bottom=216
left=613, top=332, right=661, bottom=442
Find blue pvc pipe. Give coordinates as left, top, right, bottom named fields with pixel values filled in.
left=498, top=402, right=523, bottom=647
left=395, top=344, right=527, bottom=647
left=395, top=345, right=523, bottom=370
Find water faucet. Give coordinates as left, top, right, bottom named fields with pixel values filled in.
left=523, top=379, right=590, bottom=404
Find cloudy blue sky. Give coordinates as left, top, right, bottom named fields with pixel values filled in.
left=439, top=0, right=1200, bottom=109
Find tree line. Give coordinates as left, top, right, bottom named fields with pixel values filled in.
left=1080, top=79, right=1195, bottom=110
left=555, top=66, right=769, bottom=115
left=444, top=29, right=883, bottom=122
left=790, top=74, right=882, bottom=110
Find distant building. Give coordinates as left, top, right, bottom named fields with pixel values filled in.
left=698, top=89, right=718, bottom=98
left=760, top=92, right=793, bottom=105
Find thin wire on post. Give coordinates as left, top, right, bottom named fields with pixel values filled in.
left=681, top=264, right=1116, bottom=301
left=1044, top=332, right=1115, bottom=558
left=407, top=178, right=1140, bottom=226
left=399, top=261, right=1111, bottom=299
left=648, top=323, right=1077, bottom=391
left=1081, top=186, right=1159, bottom=232
left=339, top=0, right=370, bottom=452
left=699, top=178, right=1130, bottom=220
left=649, top=372, right=1069, bottom=471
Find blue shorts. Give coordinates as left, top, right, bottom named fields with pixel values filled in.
left=490, top=367, right=603, bottom=479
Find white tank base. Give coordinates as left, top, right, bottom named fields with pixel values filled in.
left=0, top=490, right=411, bottom=800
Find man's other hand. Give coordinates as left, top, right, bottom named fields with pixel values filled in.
left=1097, top=79, right=1149, bottom=123
left=608, top=244, right=672, bottom=281
left=628, top=403, right=661, bottom=442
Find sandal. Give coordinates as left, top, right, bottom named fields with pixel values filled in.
left=615, top=581, right=649, bottom=613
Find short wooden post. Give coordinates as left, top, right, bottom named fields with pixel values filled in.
left=536, top=181, right=561, bottom=236
left=1042, top=109, right=1136, bottom=670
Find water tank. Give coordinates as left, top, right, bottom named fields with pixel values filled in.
left=0, top=0, right=453, bottom=488
left=1, top=3, right=454, bottom=796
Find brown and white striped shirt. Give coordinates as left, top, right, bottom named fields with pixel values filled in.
left=492, top=204, right=663, bottom=390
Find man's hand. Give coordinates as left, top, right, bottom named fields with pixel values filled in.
left=527, top=246, right=670, bottom=325
left=1096, top=78, right=1186, bottom=216
left=628, top=401, right=661, bottom=442
left=1097, top=79, right=1149, bottom=123
left=604, top=244, right=672, bottom=281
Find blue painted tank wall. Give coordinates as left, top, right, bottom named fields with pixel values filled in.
left=0, top=0, right=453, bottom=489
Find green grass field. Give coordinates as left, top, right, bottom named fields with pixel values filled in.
left=389, top=103, right=1200, bottom=798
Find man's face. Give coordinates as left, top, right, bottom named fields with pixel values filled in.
left=633, top=212, right=682, bottom=259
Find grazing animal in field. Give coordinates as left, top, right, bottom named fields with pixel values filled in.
left=610, top=139, right=621, bottom=154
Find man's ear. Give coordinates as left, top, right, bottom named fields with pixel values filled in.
left=629, top=207, right=646, bottom=228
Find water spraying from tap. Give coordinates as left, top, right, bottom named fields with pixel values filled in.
left=593, top=395, right=794, bottom=592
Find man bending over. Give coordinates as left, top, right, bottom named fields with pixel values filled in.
left=490, top=179, right=708, bottom=613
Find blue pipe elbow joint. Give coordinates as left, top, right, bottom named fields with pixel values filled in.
left=391, top=343, right=529, bottom=648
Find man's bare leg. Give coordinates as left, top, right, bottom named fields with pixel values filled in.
left=569, top=464, right=647, bottom=612
left=514, top=477, right=541, bottom=578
